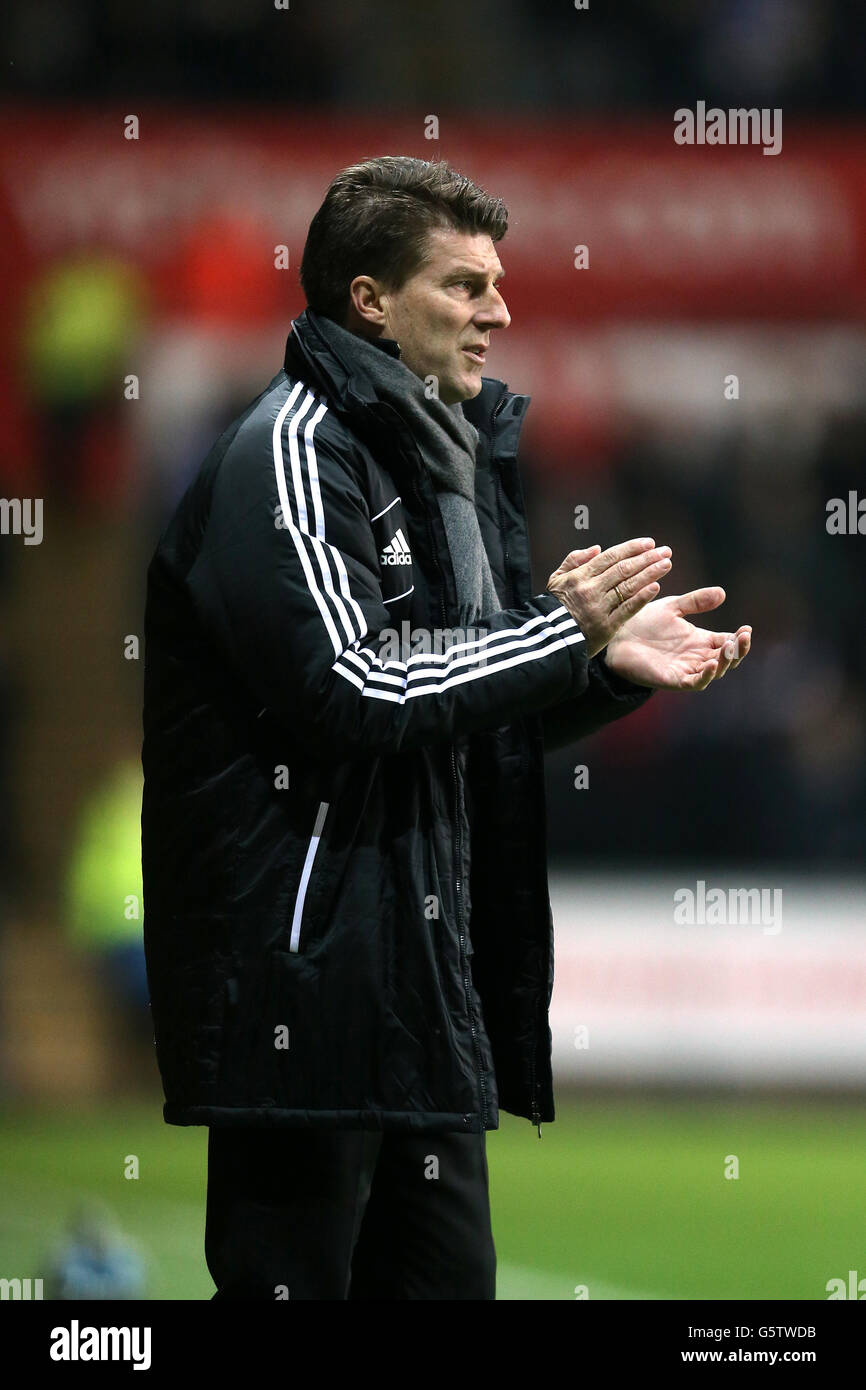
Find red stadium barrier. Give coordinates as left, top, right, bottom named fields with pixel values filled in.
left=1, top=111, right=864, bottom=472
left=1, top=111, right=865, bottom=320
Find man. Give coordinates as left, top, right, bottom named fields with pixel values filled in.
left=141, top=156, right=751, bottom=1301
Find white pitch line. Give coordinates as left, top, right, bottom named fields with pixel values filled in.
left=496, top=1263, right=670, bottom=1301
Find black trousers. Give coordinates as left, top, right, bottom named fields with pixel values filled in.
left=204, top=1126, right=497, bottom=1300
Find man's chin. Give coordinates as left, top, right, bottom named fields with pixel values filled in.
left=444, top=374, right=483, bottom=405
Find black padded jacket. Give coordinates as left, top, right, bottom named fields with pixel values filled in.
left=140, top=308, right=652, bottom=1134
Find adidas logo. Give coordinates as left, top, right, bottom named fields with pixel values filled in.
left=380, top=529, right=413, bottom=566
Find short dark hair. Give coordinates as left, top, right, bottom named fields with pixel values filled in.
left=299, top=155, right=508, bottom=324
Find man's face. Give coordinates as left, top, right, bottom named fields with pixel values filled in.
left=374, top=228, right=511, bottom=405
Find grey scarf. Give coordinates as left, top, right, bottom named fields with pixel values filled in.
left=312, top=315, right=501, bottom=627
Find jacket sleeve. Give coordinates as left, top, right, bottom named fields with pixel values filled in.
left=541, top=651, right=654, bottom=753
left=185, top=402, right=591, bottom=762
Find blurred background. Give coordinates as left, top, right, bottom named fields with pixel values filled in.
left=0, top=0, right=864, bottom=1301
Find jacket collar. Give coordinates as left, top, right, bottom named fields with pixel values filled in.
left=284, top=308, right=400, bottom=410
left=284, top=307, right=528, bottom=444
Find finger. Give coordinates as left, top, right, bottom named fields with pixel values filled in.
left=581, top=537, right=657, bottom=580
left=606, top=578, right=661, bottom=634
left=558, top=545, right=602, bottom=572
left=722, top=629, right=750, bottom=655
left=705, top=625, right=752, bottom=656
left=727, top=629, right=752, bottom=668
left=674, top=587, right=726, bottom=617
left=692, top=630, right=751, bottom=686
left=606, top=546, right=672, bottom=595
left=549, top=546, right=602, bottom=585
left=680, top=658, right=720, bottom=692
left=608, top=554, right=672, bottom=607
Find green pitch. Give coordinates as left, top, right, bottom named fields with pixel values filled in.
left=1, top=1092, right=863, bottom=1300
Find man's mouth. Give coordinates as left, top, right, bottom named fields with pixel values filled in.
left=461, top=345, right=488, bottom=365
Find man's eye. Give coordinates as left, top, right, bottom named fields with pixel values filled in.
left=453, top=279, right=503, bottom=292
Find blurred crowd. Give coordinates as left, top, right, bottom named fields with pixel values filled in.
left=0, top=3, right=861, bottom=1098
left=3, top=0, right=863, bottom=114
left=0, top=248, right=861, bottom=920
left=533, top=410, right=866, bottom=867
left=5, top=248, right=860, bottom=884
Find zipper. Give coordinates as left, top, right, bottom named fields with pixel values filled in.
left=492, top=413, right=543, bottom=1138
left=288, top=800, right=329, bottom=953
left=449, top=739, right=489, bottom=1131
left=421, top=494, right=489, bottom=1131
left=493, top=464, right=511, bottom=582
left=365, top=406, right=490, bottom=1127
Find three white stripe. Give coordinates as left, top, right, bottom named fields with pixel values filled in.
left=272, top=384, right=366, bottom=657
left=271, top=383, right=584, bottom=703
left=334, top=612, right=585, bottom=702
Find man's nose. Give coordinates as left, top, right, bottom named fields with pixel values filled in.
left=477, top=288, right=511, bottom=330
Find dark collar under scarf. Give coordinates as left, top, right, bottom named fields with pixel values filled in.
left=307, top=313, right=480, bottom=504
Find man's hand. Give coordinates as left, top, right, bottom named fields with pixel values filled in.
left=546, top=539, right=672, bottom=659
left=602, top=586, right=752, bottom=691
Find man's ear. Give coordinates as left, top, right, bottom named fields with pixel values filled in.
left=347, top=275, right=389, bottom=333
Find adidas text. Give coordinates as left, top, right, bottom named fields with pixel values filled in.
left=380, top=529, right=412, bottom=565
